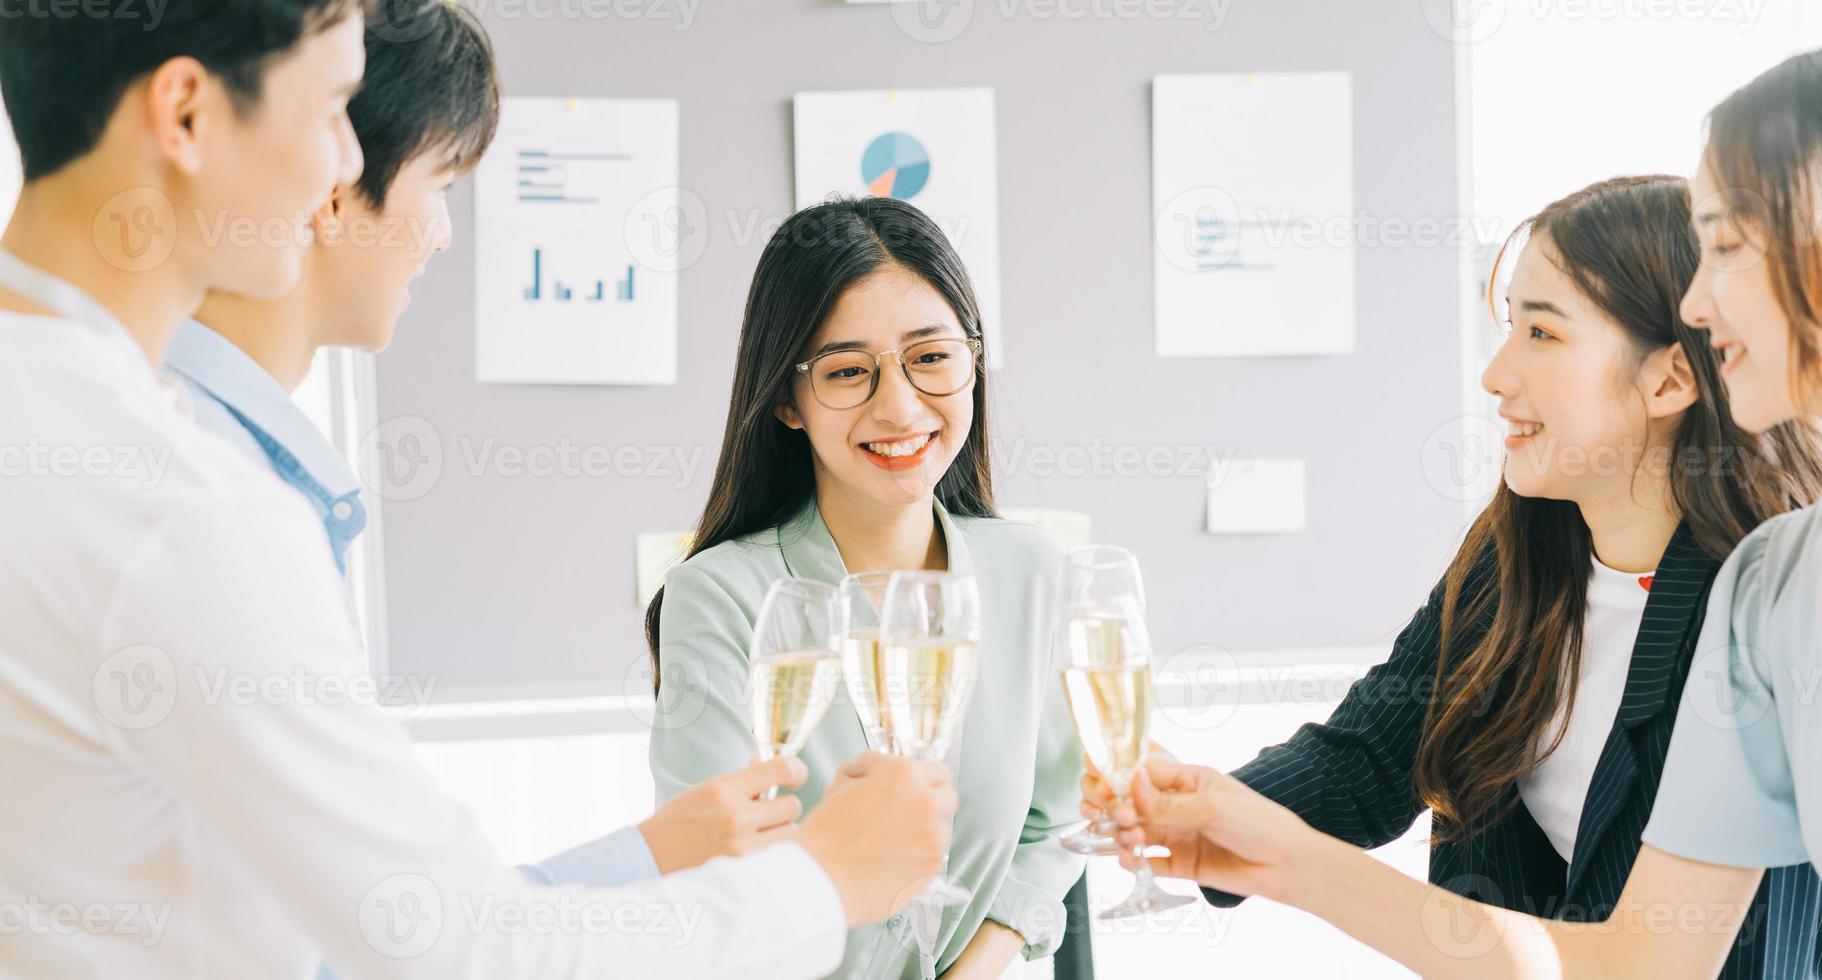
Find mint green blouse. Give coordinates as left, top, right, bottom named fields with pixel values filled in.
left=1644, top=502, right=1822, bottom=870
left=648, top=499, right=1086, bottom=979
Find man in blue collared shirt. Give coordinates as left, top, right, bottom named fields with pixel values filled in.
left=166, top=322, right=368, bottom=573
left=163, top=0, right=810, bottom=946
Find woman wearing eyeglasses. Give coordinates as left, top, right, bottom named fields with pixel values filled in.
left=645, top=197, right=1085, bottom=980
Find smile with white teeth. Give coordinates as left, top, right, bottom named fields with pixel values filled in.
left=863, top=433, right=934, bottom=458
left=1507, top=420, right=1544, bottom=438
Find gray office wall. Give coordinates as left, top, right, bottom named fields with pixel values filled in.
left=377, top=0, right=1470, bottom=697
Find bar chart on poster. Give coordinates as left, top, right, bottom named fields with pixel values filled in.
left=474, top=97, right=679, bottom=385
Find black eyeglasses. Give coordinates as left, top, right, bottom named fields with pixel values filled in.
left=794, top=337, right=982, bottom=410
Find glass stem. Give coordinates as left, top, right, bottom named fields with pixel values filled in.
left=757, top=744, right=781, bottom=801
left=1129, top=837, right=1156, bottom=891
left=1116, top=786, right=1155, bottom=889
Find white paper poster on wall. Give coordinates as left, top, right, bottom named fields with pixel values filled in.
left=474, top=97, right=679, bottom=385
left=1152, top=72, right=1355, bottom=358
left=793, top=87, right=1003, bottom=366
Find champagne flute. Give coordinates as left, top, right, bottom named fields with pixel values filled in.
left=1058, top=596, right=1195, bottom=919
left=838, top=571, right=898, bottom=753
left=878, top=570, right=981, bottom=910
left=1056, top=545, right=1147, bottom=856
left=746, top=577, right=845, bottom=801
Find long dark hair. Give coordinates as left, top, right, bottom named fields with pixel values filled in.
left=1705, top=49, right=1822, bottom=405
left=1415, top=175, right=1822, bottom=839
left=644, top=197, right=997, bottom=690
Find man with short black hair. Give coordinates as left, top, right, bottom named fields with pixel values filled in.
left=0, top=5, right=957, bottom=977
left=168, top=0, right=815, bottom=906
left=169, top=0, right=505, bottom=574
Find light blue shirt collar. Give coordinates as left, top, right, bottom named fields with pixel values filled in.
left=164, top=320, right=367, bottom=570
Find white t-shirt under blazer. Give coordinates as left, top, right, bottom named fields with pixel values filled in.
left=1518, top=554, right=1656, bottom=864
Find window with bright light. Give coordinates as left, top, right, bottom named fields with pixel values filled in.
left=295, top=348, right=388, bottom=667
left=1470, top=3, right=1813, bottom=232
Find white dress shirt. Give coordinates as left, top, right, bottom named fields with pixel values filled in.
left=0, top=308, right=847, bottom=979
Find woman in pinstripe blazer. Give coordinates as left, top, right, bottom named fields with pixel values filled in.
left=1182, top=176, right=1822, bottom=978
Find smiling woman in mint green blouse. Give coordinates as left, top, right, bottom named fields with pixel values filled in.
left=645, top=196, right=1085, bottom=980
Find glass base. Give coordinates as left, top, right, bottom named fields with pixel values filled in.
left=1097, top=885, right=1196, bottom=920
left=1059, top=819, right=1121, bottom=856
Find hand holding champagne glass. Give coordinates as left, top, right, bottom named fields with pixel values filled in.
left=1057, top=548, right=1194, bottom=919
left=796, top=752, right=961, bottom=928
left=746, top=578, right=845, bottom=800
left=878, top=570, right=981, bottom=910
left=637, top=754, right=809, bottom=873
left=1055, top=545, right=1147, bottom=856
left=1077, top=742, right=1302, bottom=903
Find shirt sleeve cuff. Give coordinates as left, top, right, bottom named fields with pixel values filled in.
left=1200, top=884, right=1247, bottom=908
left=517, top=824, right=662, bottom=887
left=987, top=877, right=1070, bottom=960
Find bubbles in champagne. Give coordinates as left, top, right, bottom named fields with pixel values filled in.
left=840, top=629, right=897, bottom=753
left=1062, top=662, right=1153, bottom=787
left=1063, top=610, right=1142, bottom=666
left=879, top=638, right=979, bottom=760
left=748, top=649, right=842, bottom=758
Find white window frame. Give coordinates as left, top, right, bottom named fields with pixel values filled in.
left=311, top=348, right=393, bottom=674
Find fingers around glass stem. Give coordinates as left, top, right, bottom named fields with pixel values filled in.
left=1095, top=793, right=1195, bottom=919
left=1060, top=810, right=1122, bottom=855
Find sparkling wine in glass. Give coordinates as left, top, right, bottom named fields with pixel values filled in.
left=1058, top=605, right=1195, bottom=919
left=838, top=571, right=898, bottom=753
left=746, top=578, right=844, bottom=800
left=1056, top=545, right=1147, bottom=856
left=878, top=570, right=981, bottom=911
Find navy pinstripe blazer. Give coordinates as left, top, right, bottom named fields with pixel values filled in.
left=1204, top=523, right=1822, bottom=978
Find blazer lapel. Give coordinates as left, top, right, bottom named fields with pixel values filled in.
left=1562, top=521, right=1717, bottom=898
left=774, top=498, right=973, bottom=582
left=776, top=501, right=850, bottom=586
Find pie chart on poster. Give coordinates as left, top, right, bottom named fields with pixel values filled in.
left=861, top=132, right=930, bottom=200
